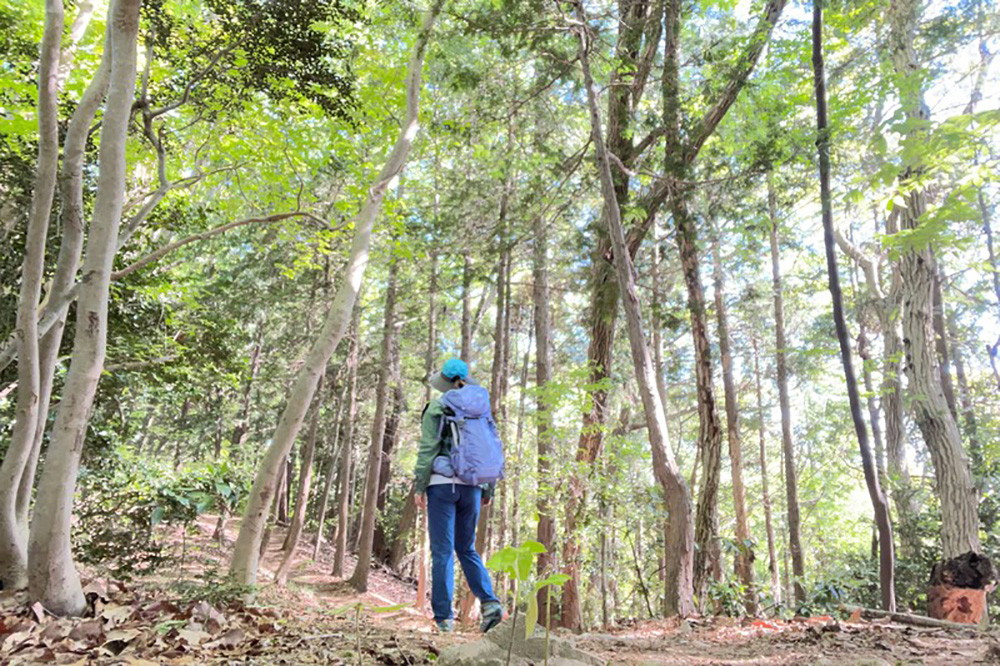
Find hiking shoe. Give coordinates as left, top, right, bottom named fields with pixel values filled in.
left=480, top=601, right=503, bottom=633
left=436, top=619, right=455, bottom=633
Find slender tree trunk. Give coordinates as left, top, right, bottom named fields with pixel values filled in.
left=231, top=329, right=264, bottom=453
left=534, top=207, right=555, bottom=585
left=0, top=0, right=64, bottom=591
left=230, top=1, right=442, bottom=586
left=560, top=0, right=652, bottom=627
left=752, top=338, right=780, bottom=606
left=812, top=3, right=895, bottom=609
left=349, top=254, right=399, bottom=591
left=372, top=379, right=403, bottom=563
left=314, top=383, right=347, bottom=559
left=333, top=310, right=361, bottom=576
left=675, top=194, right=723, bottom=600
left=888, top=0, right=981, bottom=558
left=27, top=0, right=141, bottom=616
left=576, top=13, right=695, bottom=615
left=425, top=251, right=438, bottom=402
left=712, top=236, right=755, bottom=612
left=275, top=381, right=323, bottom=586
left=13, top=18, right=114, bottom=540
left=768, top=178, right=805, bottom=604
left=461, top=252, right=473, bottom=361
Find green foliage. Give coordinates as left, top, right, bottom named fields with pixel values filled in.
left=74, top=461, right=168, bottom=580
left=170, top=565, right=257, bottom=606
left=72, top=456, right=251, bottom=579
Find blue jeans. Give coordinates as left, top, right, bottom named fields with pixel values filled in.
left=426, top=484, right=498, bottom=621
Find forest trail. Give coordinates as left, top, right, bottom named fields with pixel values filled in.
left=3, top=514, right=998, bottom=664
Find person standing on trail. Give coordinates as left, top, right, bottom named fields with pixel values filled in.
left=414, top=358, right=505, bottom=633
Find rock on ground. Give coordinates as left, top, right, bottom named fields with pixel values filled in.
left=438, top=614, right=605, bottom=666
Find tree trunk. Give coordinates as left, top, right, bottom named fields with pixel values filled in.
left=314, top=382, right=347, bottom=559
left=812, top=3, right=895, bottom=609
left=27, top=0, right=141, bottom=616
left=768, top=178, right=805, bottom=605
left=275, top=381, right=323, bottom=586
left=333, top=309, right=361, bottom=577
left=0, top=0, right=64, bottom=591
left=932, top=267, right=958, bottom=420
left=13, top=16, right=114, bottom=542
left=461, top=252, right=473, bottom=362
left=349, top=253, right=399, bottom=591
left=675, top=194, right=723, bottom=601
left=372, top=379, right=403, bottom=563
left=230, top=1, right=442, bottom=586
left=534, top=206, right=555, bottom=585
left=231, top=329, right=264, bottom=454
left=561, top=0, right=653, bottom=626
left=425, top=251, right=438, bottom=402
left=711, top=236, right=756, bottom=613
left=752, top=338, right=780, bottom=606
left=888, top=0, right=981, bottom=558
left=576, top=13, right=695, bottom=616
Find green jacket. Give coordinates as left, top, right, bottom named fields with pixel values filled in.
left=413, top=398, right=494, bottom=500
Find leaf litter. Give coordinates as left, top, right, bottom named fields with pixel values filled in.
left=3, top=514, right=998, bottom=664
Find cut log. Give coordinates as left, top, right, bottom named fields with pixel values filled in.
left=926, top=551, right=996, bottom=625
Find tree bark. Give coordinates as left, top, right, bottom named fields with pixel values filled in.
left=888, top=0, right=981, bottom=558
left=712, top=236, right=756, bottom=613
left=561, top=0, right=656, bottom=629
left=349, top=253, right=399, bottom=591
left=27, top=0, right=142, bottom=616
left=314, top=381, right=347, bottom=559
left=752, top=338, right=781, bottom=606
left=13, top=17, right=114, bottom=540
left=0, top=0, right=64, bottom=591
left=461, top=252, right=473, bottom=362
left=333, top=309, right=361, bottom=576
left=675, top=194, right=722, bottom=601
left=230, top=0, right=442, bottom=586
left=576, top=10, right=695, bottom=616
left=768, top=178, right=805, bottom=604
left=812, top=2, right=895, bottom=609
left=275, top=380, right=323, bottom=586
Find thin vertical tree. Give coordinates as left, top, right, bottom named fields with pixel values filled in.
left=711, top=234, right=756, bottom=612
left=0, top=0, right=64, bottom=591
left=28, top=0, right=143, bottom=616
left=230, top=0, right=444, bottom=585
left=811, top=0, right=895, bottom=610
left=349, top=252, right=399, bottom=591
left=575, top=3, right=695, bottom=615
left=767, top=177, right=805, bottom=604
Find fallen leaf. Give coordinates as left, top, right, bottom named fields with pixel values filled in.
left=848, top=608, right=863, bottom=623
left=123, top=658, right=161, bottom=666
left=104, top=627, right=141, bottom=644
left=68, top=620, right=103, bottom=643
left=100, top=603, right=134, bottom=627
left=205, top=627, right=244, bottom=650
left=30, top=602, right=48, bottom=624
left=176, top=627, right=211, bottom=646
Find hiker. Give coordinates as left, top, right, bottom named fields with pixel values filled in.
left=413, top=358, right=505, bottom=633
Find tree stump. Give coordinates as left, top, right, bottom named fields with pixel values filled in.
left=927, top=552, right=996, bottom=624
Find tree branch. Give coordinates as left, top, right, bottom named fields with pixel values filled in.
left=685, top=0, right=788, bottom=162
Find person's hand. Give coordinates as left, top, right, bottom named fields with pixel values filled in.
left=415, top=492, right=427, bottom=511
left=481, top=496, right=491, bottom=508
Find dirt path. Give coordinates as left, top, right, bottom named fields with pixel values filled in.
left=3, top=515, right=999, bottom=664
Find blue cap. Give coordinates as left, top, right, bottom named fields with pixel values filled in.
left=442, top=358, right=468, bottom=380
left=430, top=358, right=477, bottom=392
